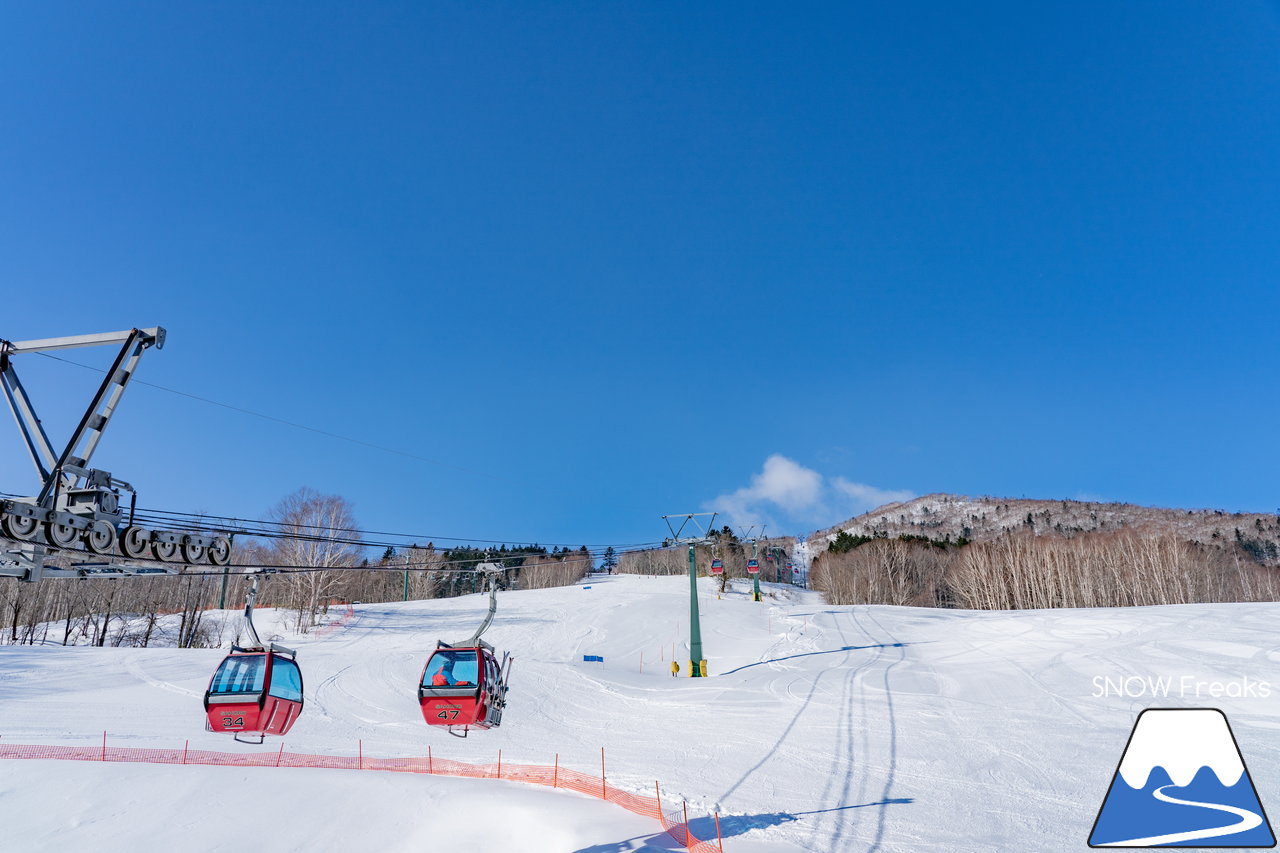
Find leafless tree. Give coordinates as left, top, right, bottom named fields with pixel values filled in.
left=261, top=488, right=363, bottom=632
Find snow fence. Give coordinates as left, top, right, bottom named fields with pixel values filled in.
left=0, top=738, right=723, bottom=852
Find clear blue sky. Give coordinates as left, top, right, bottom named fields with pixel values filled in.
left=3, top=2, right=1279, bottom=547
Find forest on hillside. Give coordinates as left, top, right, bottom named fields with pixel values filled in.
left=810, top=528, right=1280, bottom=609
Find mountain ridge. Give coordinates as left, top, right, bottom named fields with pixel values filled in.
left=808, top=493, right=1280, bottom=564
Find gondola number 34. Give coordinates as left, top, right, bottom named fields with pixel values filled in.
left=221, top=716, right=244, bottom=728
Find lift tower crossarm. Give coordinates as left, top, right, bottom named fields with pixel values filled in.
left=2, top=328, right=165, bottom=355
left=0, top=327, right=165, bottom=506
left=1, top=325, right=234, bottom=581
left=0, top=346, right=58, bottom=483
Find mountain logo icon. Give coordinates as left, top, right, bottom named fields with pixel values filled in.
left=1089, top=708, right=1276, bottom=848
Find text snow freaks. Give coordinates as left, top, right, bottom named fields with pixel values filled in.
left=1091, top=675, right=1272, bottom=700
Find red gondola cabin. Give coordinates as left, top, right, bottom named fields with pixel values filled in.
left=746, top=559, right=759, bottom=574
left=419, top=644, right=506, bottom=734
left=710, top=558, right=724, bottom=574
left=204, top=649, right=304, bottom=742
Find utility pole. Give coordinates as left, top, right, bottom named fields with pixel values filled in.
left=661, top=512, right=717, bottom=678
left=751, top=538, right=761, bottom=602
left=403, top=552, right=411, bottom=602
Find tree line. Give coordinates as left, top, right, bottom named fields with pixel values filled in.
left=0, top=487, right=591, bottom=647
left=810, top=528, right=1280, bottom=609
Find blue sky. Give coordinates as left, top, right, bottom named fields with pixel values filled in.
left=2, top=2, right=1279, bottom=547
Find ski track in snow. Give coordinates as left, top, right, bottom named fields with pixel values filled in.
left=1, top=575, right=1279, bottom=851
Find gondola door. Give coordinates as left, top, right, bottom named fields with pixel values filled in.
left=419, top=646, right=485, bottom=729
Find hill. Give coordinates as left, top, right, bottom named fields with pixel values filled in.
left=808, top=493, right=1280, bottom=564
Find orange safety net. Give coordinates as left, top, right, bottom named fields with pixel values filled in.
left=0, top=740, right=722, bottom=852
left=313, top=601, right=356, bottom=638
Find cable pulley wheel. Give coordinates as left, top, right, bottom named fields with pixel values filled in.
left=1, top=512, right=40, bottom=541
left=45, top=519, right=79, bottom=549
left=86, top=520, right=118, bottom=555
left=153, top=540, right=179, bottom=562
left=208, top=536, right=232, bottom=566
left=181, top=540, right=206, bottom=564
left=120, top=526, right=150, bottom=559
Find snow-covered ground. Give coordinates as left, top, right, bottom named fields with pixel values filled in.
left=2, top=574, right=1278, bottom=851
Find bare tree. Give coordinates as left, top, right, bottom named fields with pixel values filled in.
left=520, top=551, right=591, bottom=589
left=263, top=488, right=363, bottom=632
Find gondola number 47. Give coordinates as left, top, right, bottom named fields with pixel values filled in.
left=436, top=710, right=459, bottom=720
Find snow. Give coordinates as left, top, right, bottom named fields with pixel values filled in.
left=1117, top=709, right=1244, bottom=788
left=2, top=574, right=1279, bottom=851
left=0, top=761, right=668, bottom=853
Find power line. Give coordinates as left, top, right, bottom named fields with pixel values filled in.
left=0, top=525, right=670, bottom=577
left=17, top=349, right=670, bottom=553
left=0, top=516, right=770, bottom=583
left=131, top=505, right=665, bottom=551
left=33, top=351, right=495, bottom=480
left=0, top=492, right=668, bottom=560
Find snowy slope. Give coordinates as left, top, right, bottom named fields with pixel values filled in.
left=2, top=574, right=1279, bottom=851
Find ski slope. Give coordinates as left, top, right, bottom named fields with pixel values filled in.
left=2, top=574, right=1279, bottom=851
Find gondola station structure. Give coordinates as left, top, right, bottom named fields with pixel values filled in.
left=0, top=327, right=235, bottom=580
left=418, top=562, right=514, bottom=737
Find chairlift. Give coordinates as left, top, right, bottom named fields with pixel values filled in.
left=418, top=561, right=513, bottom=737
left=746, top=559, right=759, bottom=574
left=203, top=573, right=304, bottom=743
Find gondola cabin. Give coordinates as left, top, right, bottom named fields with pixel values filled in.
left=709, top=558, right=724, bottom=575
left=204, top=648, right=304, bottom=742
left=746, top=559, right=759, bottom=574
left=419, top=645, right=506, bottom=734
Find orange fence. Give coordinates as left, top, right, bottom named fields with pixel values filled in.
left=0, top=738, right=723, bottom=852
left=313, top=601, right=357, bottom=638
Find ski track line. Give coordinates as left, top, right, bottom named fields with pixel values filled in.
left=824, top=609, right=873, bottom=853
left=858, top=608, right=907, bottom=853
left=310, top=663, right=357, bottom=725
left=123, top=655, right=202, bottom=699
left=326, top=651, right=420, bottom=728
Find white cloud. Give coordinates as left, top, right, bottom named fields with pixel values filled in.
left=748, top=454, right=824, bottom=511
left=831, top=478, right=915, bottom=515
left=707, top=455, right=913, bottom=534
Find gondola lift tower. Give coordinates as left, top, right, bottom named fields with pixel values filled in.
left=661, top=512, right=717, bottom=678
left=739, top=524, right=765, bottom=602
